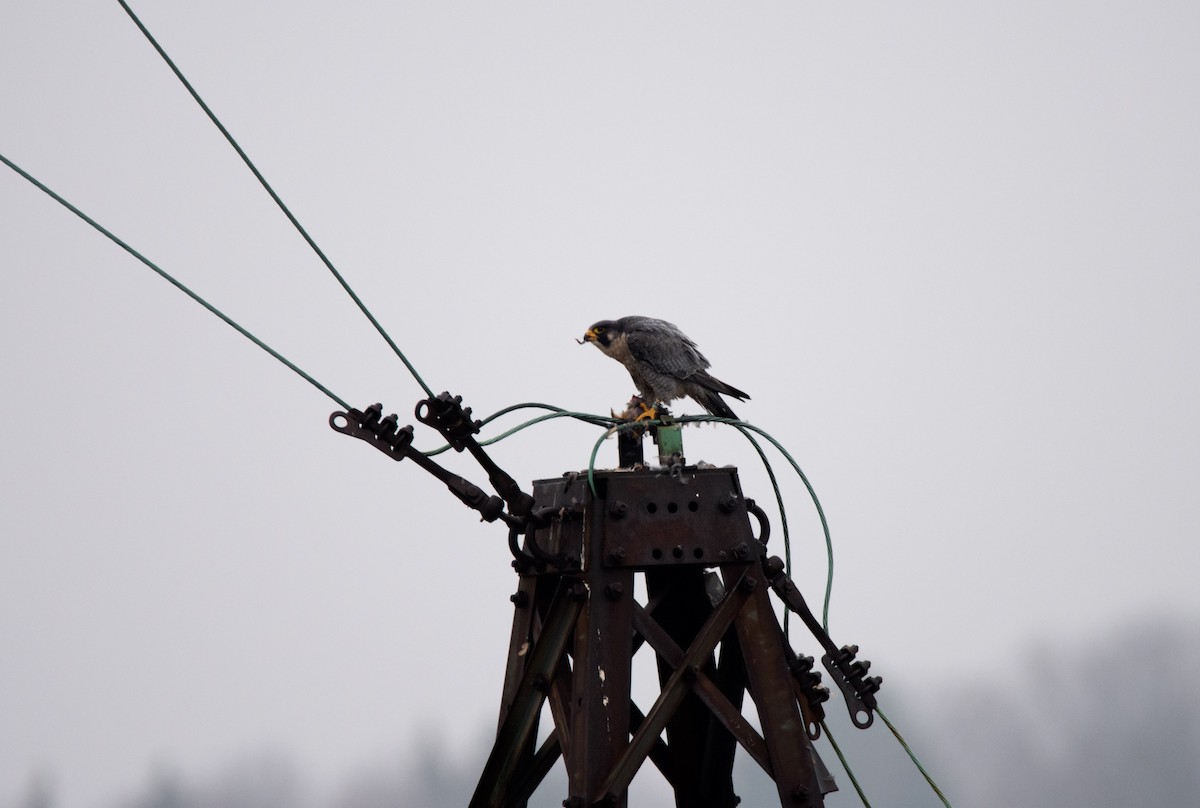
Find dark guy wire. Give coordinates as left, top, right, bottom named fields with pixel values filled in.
left=877, top=707, right=954, bottom=807
left=0, top=151, right=350, bottom=411
left=116, top=0, right=435, bottom=398
left=819, top=720, right=873, bottom=807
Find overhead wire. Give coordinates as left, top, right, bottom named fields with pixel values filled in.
left=0, top=151, right=350, bottom=411
left=877, top=707, right=954, bottom=807
left=819, top=720, right=873, bottom=808
left=116, top=0, right=435, bottom=399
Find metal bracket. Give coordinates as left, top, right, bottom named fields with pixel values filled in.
left=330, top=403, right=510, bottom=525
left=416, top=392, right=537, bottom=521
left=820, top=645, right=882, bottom=729
left=764, top=555, right=882, bottom=728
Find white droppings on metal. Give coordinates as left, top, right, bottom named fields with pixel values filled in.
left=599, top=665, right=612, bottom=735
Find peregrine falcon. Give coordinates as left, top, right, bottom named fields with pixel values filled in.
left=580, top=315, right=749, bottom=420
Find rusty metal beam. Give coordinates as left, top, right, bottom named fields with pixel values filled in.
left=498, top=573, right=540, bottom=729
left=732, top=574, right=824, bottom=807
left=565, top=565, right=635, bottom=806
left=471, top=579, right=584, bottom=808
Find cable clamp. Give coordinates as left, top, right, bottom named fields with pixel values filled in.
left=329, top=403, right=414, bottom=461
left=330, top=403, right=507, bottom=524
left=821, top=644, right=883, bottom=729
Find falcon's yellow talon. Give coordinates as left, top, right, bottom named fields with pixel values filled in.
left=633, top=404, right=658, bottom=422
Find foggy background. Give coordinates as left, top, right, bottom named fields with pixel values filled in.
left=2, top=2, right=1197, bottom=806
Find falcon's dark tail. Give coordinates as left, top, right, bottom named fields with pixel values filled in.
left=692, top=371, right=750, bottom=420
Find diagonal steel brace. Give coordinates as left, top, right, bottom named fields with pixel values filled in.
left=630, top=599, right=774, bottom=776
left=598, top=565, right=754, bottom=802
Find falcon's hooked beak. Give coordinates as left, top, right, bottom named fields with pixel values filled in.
left=577, top=328, right=599, bottom=345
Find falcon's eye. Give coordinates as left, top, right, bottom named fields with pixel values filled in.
left=595, top=326, right=606, bottom=334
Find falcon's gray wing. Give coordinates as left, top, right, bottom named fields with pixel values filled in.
left=623, top=318, right=710, bottom=381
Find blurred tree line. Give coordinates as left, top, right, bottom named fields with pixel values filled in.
left=9, top=618, right=1197, bottom=808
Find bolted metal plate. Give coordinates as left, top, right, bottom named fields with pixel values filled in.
left=530, top=467, right=760, bottom=571
left=524, top=474, right=589, bottom=570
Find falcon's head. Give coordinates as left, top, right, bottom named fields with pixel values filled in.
left=580, top=320, right=618, bottom=349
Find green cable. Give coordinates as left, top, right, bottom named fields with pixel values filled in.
left=581, top=415, right=830, bottom=628
left=819, top=720, right=873, bottom=807
left=876, top=707, right=953, bottom=807
left=581, top=416, right=816, bottom=636
left=482, top=410, right=616, bottom=447
left=731, top=426, right=793, bottom=636
left=423, top=408, right=617, bottom=457
left=117, top=0, right=435, bottom=399
left=1, top=151, right=351, bottom=411
left=674, top=415, right=836, bottom=633
left=586, top=419, right=646, bottom=496
left=477, top=402, right=571, bottom=428
left=477, top=402, right=615, bottom=430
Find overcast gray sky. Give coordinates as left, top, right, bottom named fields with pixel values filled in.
left=3, top=2, right=1198, bottom=806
